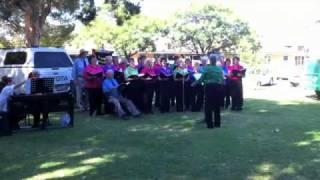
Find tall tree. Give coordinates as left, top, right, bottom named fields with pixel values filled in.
left=168, top=5, right=258, bottom=55
left=0, top=0, right=96, bottom=47
left=71, top=14, right=163, bottom=58
left=105, top=0, right=141, bottom=25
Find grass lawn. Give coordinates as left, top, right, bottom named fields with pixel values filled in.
left=1, top=95, right=320, bottom=179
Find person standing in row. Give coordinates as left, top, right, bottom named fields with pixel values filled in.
left=83, top=56, right=104, bottom=116
left=158, top=58, right=173, bottom=113
left=222, top=58, right=231, bottom=109
left=137, top=55, right=146, bottom=73
left=103, top=56, right=115, bottom=72
left=190, top=62, right=204, bottom=112
left=193, top=54, right=224, bottom=129
left=173, top=59, right=188, bottom=112
left=184, top=58, right=193, bottom=111
left=228, top=56, right=245, bottom=111
left=72, top=49, right=89, bottom=111
left=154, top=58, right=162, bottom=109
left=141, top=59, right=157, bottom=114
left=124, top=58, right=144, bottom=111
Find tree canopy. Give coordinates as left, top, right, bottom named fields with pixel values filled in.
left=167, top=5, right=260, bottom=55
left=71, top=11, right=163, bottom=58
left=0, top=0, right=97, bottom=47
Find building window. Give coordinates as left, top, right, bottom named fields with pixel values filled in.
left=283, top=56, right=288, bottom=61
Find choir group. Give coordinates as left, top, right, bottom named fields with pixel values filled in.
left=73, top=49, right=245, bottom=122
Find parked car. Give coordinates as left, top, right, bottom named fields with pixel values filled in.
left=0, top=47, right=73, bottom=93
left=256, top=69, right=274, bottom=86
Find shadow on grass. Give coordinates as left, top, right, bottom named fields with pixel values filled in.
left=0, top=98, right=320, bottom=179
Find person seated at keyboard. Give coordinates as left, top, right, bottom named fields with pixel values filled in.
left=25, top=70, right=50, bottom=128
left=0, top=77, right=26, bottom=129
left=103, top=70, right=141, bottom=120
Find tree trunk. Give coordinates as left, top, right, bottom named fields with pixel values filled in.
left=23, top=1, right=51, bottom=47
left=24, top=7, right=41, bottom=47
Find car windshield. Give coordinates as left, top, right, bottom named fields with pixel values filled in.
left=34, top=52, right=72, bottom=68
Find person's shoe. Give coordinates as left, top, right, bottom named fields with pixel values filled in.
left=236, top=107, right=242, bottom=111
left=231, top=107, right=236, bottom=111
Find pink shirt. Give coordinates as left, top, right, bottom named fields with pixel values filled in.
left=228, top=64, right=244, bottom=80
left=83, top=65, right=104, bottom=88
left=141, top=66, right=156, bottom=76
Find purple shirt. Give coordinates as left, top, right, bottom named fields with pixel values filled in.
left=154, top=64, right=162, bottom=75
left=160, top=66, right=173, bottom=76
left=103, top=64, right=115, bottom=72
left=187, top=65, right=194, bottom=73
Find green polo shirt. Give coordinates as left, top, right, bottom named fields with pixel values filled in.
left=199, top=65, right=224, bottom=85
left=124, top=66, right=138, bottom=79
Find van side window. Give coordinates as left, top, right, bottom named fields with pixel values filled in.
left=4, top=52, right=27, bottom=65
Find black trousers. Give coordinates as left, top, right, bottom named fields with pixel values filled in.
left=204, top=84, right=224, bottom=128
left=174, top=80, right=184, bottom=112
left=0, top=112, right=11, bottom=136
left=33, top=112, right=49, bottom=128
left=159, top=80, right=171, bottom=113
left=190, top=84, right=204, bottom=112
left=230, top=79, right=243, bottom=109
left=87, top=88, right=103, bottom=116
left=143, top=81, right=155, bottom=113
left=224, top=80, right=231, bottom=109
left=184, top=81, right=192, bottom=111
left=155, top=81, right=160, bottom=108
left=125, top=79, right=144, bottom=112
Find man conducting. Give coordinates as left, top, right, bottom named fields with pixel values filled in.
left=192, top=54, right=224, bottom=129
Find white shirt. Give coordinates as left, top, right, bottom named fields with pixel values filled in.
left=0, top=85, right=15, bottom=112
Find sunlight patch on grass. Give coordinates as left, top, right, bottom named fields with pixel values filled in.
left=127, top=121, right=194, bottom=133
left=68, top=151, right=87, bottom=157
left=26, top=165, right=94, bottom=180
left=295, top=131, right=320, bottom=147
left=39, top=162, right=65, bottom=169
left=277, top=101, right=301, bottom=106
left=248, top=163, right=275, bottom=180
left=257, top=163, right=274, bottom=173
left=295, top=141, right=312, bottom=146
left=258, top=109, right=268, bottom=113
left=81, top=153, right=128, bottom=165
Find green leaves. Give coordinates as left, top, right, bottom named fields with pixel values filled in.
left=71, top=14, right=162, bottom=58
left=167, top=4, right=257, bottom=55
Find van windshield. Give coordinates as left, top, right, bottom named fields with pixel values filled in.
left=34, top=52, right=72, bottom=68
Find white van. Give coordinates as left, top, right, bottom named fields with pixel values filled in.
left=0, top=47, right=73, bottom=93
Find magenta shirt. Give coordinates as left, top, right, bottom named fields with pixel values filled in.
left=228, top=64, right=244, bottom=80
left=141, top=66, right=156, bottom=76
left=83, top=65, right=104, bottom=88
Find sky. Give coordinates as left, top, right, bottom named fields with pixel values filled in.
left=141, top=0, right=320, bottom=51
left=96, top=0, right=320, bottom=53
